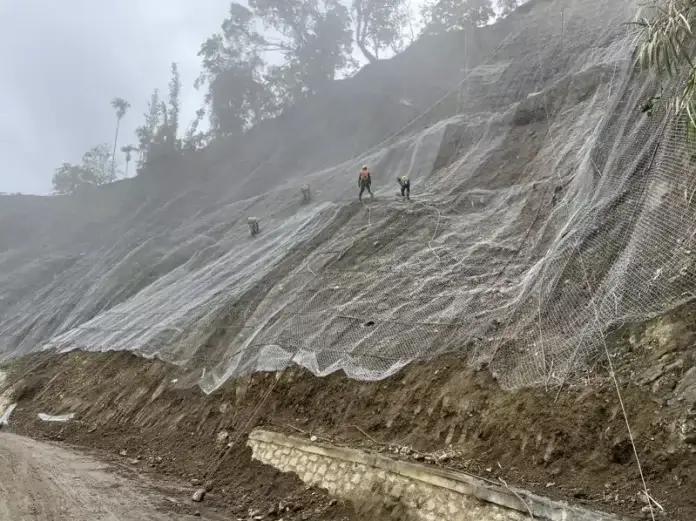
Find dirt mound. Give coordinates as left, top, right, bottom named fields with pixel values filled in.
left=5, top=301, right=696, bottom=520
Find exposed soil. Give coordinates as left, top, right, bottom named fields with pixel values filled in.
left=0, top=432, right=209, bottom=520
left=3, top=302, right=696, bottom=521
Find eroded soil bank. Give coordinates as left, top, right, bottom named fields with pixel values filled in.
left=3, top=302, right=696, bottom=520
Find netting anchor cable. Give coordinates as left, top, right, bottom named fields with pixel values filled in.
left=578, top=255, right=656, bottom=521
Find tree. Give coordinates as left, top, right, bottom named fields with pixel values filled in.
left=167, top=63, right=182, bottom=147
left=183, top=108, right=210, bottom=151
left=196, top=3, right=271, bottom=135
left=496, top=0, right=520, bottom=16
left=110, top=97, right=130, bottom=178
left=135, top=89, right=163, bottom=170
left=82, top=143, right=114, bottom=180
left=52, top=163, right=93, bottom=195
left=251, top=0, right=353, bottom=100
left=51, top=143, right=116, bottom=194
left=195, top=0, right=414, bottom=134
left=352, top=0, right=410, bottom=62
left=421, top=0, right=495, bottom=34
left=120, top=145, right=137, bottom=177
left=632, top=0, right=696, bottom=131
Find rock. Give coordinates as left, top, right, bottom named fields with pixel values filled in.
left=216, top=431, right=229, bottom=444
left=203, top=480, right=214, bottom=492
left=193, top=511, right=201, bottom=517
left=571, top=488, right=587, bottom=499
left=192, top=488, right=206, bottom=502
left=638, top=365, right=665, bottom=386
left=310, top=435, right=317, bottom=442
left=119, top=449, right=127, bottom=457
left=684, top=433, right=696, bottom=445
left=674, top=368, right=696, bottom=405
left=413, top=453, right=425, bottom=461
left=191, top=478, right=202, bottom=486
left=665, top=359, right=685, bottom=372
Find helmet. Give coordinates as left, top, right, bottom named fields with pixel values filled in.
left=361, top=165, right=368, bottom=170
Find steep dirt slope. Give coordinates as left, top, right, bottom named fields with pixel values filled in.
left=0, top=0, right=667, bottom=398
left=4, top=1, right=696, bottom=518
left=4, top=300, right=696, bottom=520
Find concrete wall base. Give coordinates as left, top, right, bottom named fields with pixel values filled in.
left=248, top=429, right=625, bottom=521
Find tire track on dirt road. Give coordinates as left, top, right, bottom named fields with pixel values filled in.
left=0, top=433, right=203, bottom=520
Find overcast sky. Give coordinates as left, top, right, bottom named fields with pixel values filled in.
left=0, top=0, right=431, bottom=195
left=0, top=0, right=231, bottom=195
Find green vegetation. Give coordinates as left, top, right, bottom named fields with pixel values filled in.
left=632, top=1, right=696, bottom=128
left=51, top=144, right=115, bottom=195
left=51, top=0, right=523, bottom=195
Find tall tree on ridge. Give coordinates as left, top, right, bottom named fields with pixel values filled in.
left=110, top=97, right=131, bottom=178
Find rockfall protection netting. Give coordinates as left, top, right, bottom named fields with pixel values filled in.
left=2, top=0, right=694, bottom=393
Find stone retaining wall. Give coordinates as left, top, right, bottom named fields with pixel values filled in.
left=247, top=429, right=624, bottom=521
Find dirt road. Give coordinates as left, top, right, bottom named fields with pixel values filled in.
left=0, top=432, right=201, bottom=520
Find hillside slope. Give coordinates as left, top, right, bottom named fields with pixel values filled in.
left=0, top=0, right=689, bottom=394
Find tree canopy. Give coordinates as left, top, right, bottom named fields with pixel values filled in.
left=195, top=0, right=523, bottom=136
left=52, top=144, right=116, bottom=194
left=51, top=0, right=527, bottom=192
left=421, top=0, right=495, bottom=34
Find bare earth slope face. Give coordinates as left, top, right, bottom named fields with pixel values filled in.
left=3, top=0, right=686, bottom=395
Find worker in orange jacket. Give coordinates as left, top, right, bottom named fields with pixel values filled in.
left=358, top=165, right=373, bottom=202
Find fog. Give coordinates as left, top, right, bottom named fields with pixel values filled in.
left=0, top=0, right=230, bottom=195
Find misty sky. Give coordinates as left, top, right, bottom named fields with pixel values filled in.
left=0, top=0, right=429, bottom=195
left=0, top=0, right=231, bottom=195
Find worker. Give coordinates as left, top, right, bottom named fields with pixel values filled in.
left=301, top=184, right=311, bottom=203
left=247, top=216, right=260, bottom=236
left=397, top=175, right=410, bottom=200
left=358, top=165, right=373, bottom=202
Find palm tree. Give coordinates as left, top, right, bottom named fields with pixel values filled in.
left=110, top=97, right=131, bottom=178
left=120, top=145, right=137, bottom=177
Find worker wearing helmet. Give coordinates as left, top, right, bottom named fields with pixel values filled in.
left=358, top=165, right=373, bottom=202
left=247, top=216, right=260, bottom=236
left=397, top=175, right=410, bottom=200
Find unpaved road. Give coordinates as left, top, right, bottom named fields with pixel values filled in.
left=0, top=433, right=202, bottom=520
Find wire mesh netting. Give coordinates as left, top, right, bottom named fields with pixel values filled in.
left=1, top=0, right=692, bottom=393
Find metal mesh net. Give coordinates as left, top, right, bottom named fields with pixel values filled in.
left=3, top=0, right=693, bottom=393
